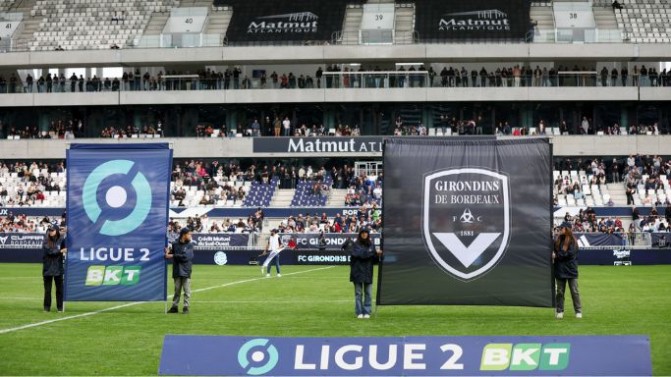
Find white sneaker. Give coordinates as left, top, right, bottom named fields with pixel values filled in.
left=363, top=314, right=370, bottom=319
left=576, top=313, right=583, bottom=319
left=555, top=312, right=564, bottom=319
left=266, top=273, right=270, bottom=278
left=357, top=314, right=364, bottom=319
left=277, top=274, right=282, bottom=277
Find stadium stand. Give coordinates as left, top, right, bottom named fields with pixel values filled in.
left=290, top=176, right=332, bottom=207
left=241, top=177, right=279, bottom=207
left=0, top=0, right=16, bottom=12
left=1, top=0, right=671, bottom=251
left=0, top=162, right=66, bottom=207
left=612, top=0, right=671, bottom=43
left=25, top=0, right=178, bottom=51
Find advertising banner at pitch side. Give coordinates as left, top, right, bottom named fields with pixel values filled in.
left=159, top=335, right=651, bottom=376
left=65, top=144, right=172, bottom=301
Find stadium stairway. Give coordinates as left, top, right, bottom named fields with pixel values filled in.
left=593, top=6, right=620, bottom=38
left=270, top=189, right=295, bottom=207
left=142, top=11, right=170, bottom=38
left=397, top=105, right=422, bottom=126
left=394, top=3, right=415, bottom=44
left=606, top=183, right=628, bottom=206
left=10, top=0, right=40, bottom=51
left=204, top=6, right=232, bottom=43
left=530, top=4, right=555, bottom=42
left=340, top=4, right=363, bottom=45
left=327, top=188, right=348, bottom=206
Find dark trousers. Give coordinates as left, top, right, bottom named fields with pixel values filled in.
left=43, top=275, right=64, bottom=311
left=555, top=278, right=581, bottom=313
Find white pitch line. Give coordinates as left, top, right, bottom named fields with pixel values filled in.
left=0, top=266, right=336, bottom=335
left=196, top=299, right=349, bottom=304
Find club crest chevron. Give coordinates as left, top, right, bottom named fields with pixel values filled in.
left=422, top=168, right=511, bottom=281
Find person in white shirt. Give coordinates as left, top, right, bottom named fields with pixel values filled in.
left=282, top=117, right=291, bottom=136
left=262, top=229, right=284, bottom=277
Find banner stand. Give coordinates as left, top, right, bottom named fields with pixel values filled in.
left=380, top=137, right=553, bottom=307
left=64, top=143, right=172, bottom=305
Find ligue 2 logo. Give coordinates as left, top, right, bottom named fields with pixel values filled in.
left=82, top=160, right=152, bottom=236
left=237, top=339, right=279, bottom=376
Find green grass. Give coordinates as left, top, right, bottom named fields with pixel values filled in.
left=0, top=264, right=670, bottom=375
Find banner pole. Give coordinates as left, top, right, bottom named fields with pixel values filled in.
left=375, top=138, right=386, bottom=309
left=549, top=138, right=557, bottom=313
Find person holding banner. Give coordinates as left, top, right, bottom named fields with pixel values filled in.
left=165, top=228, right=194, bottom=314
left=261, top=229, right=284, bottom=278
left=553, top=222, right=582, bottom=319
left=42, top=224, right=66, bottom=312
left=349, top=228, right=382, bottom=319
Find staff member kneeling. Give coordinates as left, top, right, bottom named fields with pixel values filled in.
left=165, top=227, right=194, bottom=314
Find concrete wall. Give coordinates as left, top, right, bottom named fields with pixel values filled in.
left=3, top=43, right=671, bottom=69
left=4, top=86, right=667, bottom=107
left=2, top=135, right=671, bottom=159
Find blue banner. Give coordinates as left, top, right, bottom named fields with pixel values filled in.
left=65, top=143, right=172, bottom=301
left=159, top=335, right=651, bottom=376
left=192, top=234, right=250, bottom=250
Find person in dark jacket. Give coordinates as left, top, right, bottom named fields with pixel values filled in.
left=165, top=227, right=194, bottom=314
left=348, top=228, right=381, bottom=319
left=553, top=222, right=582, bottom=319
left=42, top=224, right=66, bottom=312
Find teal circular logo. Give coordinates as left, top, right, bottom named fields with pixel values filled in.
left=82, top=160, right=152, bottom=236
left=237, top=339, right=279, bottom=376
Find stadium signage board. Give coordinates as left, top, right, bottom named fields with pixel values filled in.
left=0, top=234, right=44, bottom=249
left=226, top=1, right=349, bottom=43
left=416, top=0, right=530, bottom=41
left=284, top=233, right=380, bottom=250
left=247, top=12, right=319, bottom=35
left=253, top=137, right=384, bottom=154
left=192, top=234, right=250, bottom=250
left=65, top=143, right=172, bottom=301
left=159, top=335, right=651, bottom=376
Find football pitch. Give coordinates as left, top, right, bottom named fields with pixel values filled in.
left=0, top=264, right=670, bottom=376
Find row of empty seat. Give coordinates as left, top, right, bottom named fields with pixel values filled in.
left=241, top=177, right=279, bottom=207
left=28, top=0, right=178, bottom=51
left=290, top=176, right=333, bottom=207
left=614, top=0, right=671, bottom=42
left=0, top=0, right=16, bottom=12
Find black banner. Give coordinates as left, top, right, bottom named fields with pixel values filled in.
left=380, top=137, right=553, bottom=307
left=225, top=0, right=350, bottom=44
left=415, top=0, right=531, bottom=42
left=252, top=137, right=383, bottom=154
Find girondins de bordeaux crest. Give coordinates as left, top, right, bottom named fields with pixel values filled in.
left=422, top=168, right=510, bottom=281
